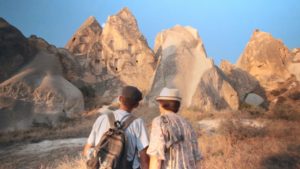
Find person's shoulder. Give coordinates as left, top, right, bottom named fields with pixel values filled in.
left=131, top=116, right=145, bottom=126
left=151, top=115, right=163, bottom=125
left=93, top=113, right=109, bottom=125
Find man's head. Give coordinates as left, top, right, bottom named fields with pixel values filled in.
left=156, top=87, right=181, bottom=113
left=119, top=86, right=143, bottom=111
left=158, top=100, right=181, bottom=113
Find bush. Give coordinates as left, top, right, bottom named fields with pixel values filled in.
left=239, top=103, right=266, bottom=118
left=288, top=91, right=300, bottom=100
left=270, top=103, right=300, bottom=121
left=219, top=119, right=266, bottom=141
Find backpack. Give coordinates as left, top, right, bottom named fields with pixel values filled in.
left=86, top=112, right=137, bottom=169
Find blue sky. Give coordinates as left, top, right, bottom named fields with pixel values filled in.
left=0, top=0, right=299, bottom=65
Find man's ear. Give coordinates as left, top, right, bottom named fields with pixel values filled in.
left=119, top=96, right=124, bottom=104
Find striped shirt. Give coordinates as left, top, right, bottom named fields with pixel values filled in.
left=147, top=111, right=201, bottom=169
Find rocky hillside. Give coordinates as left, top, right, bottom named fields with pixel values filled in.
left=0, top=18, right=84, bottom=131
left=147, top=25, right=239, bottom=112
left=65, top=8, right=156, bottom=107
left=0, top=18, right=36, bottom=83
left=237, top=30, right=292, bottom=90
left=0, top=8, right=299, bottom=132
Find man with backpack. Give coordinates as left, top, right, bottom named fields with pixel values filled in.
left=83, top=86, right=149, bottom=169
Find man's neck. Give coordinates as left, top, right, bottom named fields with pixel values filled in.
left=119, top=105, right=132, bottom=113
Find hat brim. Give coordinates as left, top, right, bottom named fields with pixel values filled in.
left=156, top=96, right=181, bottom=102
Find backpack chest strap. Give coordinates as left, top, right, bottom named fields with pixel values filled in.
left=122, top=115, right=137, bottom=130
left=107, top=112, right=136, bottom=130
left=107, top=112, right=116, bottom=128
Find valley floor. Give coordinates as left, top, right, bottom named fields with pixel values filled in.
left=1, top=108, right=300, bottom=169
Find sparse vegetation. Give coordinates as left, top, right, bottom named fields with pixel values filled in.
left=2, top=102, right=300, bottom=169
left=239, top=103, right=267, bottom=118
left=0, top=114, right=97, bottom=146
left=52, top=116, right=300, bottom=169
left=219, top=119, right=266, bottom=141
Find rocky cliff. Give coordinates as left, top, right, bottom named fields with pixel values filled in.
left=65, top=8, right=156, bottom=107
left=0, top=18, right=84, bottom=131
left=0, top=18, right=36, bottom=83
left=148, top=25, right=239, bottom=111
left=237, top=30, right=292, bottom=90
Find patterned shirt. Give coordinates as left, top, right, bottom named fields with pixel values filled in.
left=147, top=111, right=201, bottom=169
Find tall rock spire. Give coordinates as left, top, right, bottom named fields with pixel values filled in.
left=236, top=30, right=292, bottom=90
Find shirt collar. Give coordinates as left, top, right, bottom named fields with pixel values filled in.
left=115, top=109, right=131, bottom=115
left=161, top=111, right=174, bottom=115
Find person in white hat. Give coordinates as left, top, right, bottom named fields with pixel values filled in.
left=147, top=87, right=202, bottom=169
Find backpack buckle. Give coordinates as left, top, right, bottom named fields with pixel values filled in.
left=114, top=121, right=122, bottom=129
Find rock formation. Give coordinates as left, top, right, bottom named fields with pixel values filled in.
left=220, top=60, right=266, bottom=106
left=287, top=48, right=300, bottom=81
left=0, top=18, right=84, bottom=131
left=0, top=18, right=36, bottom=83
left=65, top=16, right=103, bottom=82
left=65, top=8, right=156, bottom=107
left=148, top=25, right=239, bottom=111
left=101, top=8, right=155, bottom=93
left=191, top=66, right=239, bottom=111
left=236, top=30, right=292, bottom=90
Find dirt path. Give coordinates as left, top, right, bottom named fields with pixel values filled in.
left=0, top=138, right=86, bottom=169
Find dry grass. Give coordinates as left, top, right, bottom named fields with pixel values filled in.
left=53, top=156, right=86, bottom=169
left=53, top=118, right=300, bottom=169
left=3, top=103, right=300, bottom=169
left=0, top=113, right=97, bottom=146
left=199, top=119, right=300, bottom=169
left=39, top=156, right=86, bottom=169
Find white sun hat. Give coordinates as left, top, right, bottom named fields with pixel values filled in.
left=156, top=87, right=182, bottom=102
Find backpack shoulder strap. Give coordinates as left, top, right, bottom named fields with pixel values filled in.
left=107, top=112, right=116, bottom=128
left=122, top=115, right=137, bottom=130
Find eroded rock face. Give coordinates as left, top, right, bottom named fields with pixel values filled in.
left=0, top=21, right=84, bottom=131
left=287, top=48, right=300, bottom=81
left=65, top=8, right=156, bottom=107
left=0, top=18, right=36, bottom=83
left=191, top=66, right=239, bottom=111
left=148, top=25, right=213, bottom=107
left=65, top=16, right=104, bottom=80
left=237, top=30, right=292, bottom=90
left=101, top=8, right=155, bottom=93
left=148, top=25, right=239, bottom=111
left=220, top=60, right=266, bottom=104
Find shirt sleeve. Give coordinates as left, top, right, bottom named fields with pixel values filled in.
left=135, top=118, right=149, bottom=151
left=146, top=117, right=166, bottom=160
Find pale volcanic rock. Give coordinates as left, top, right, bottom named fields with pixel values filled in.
left=64, top=8, right=156, bottom=106
left=0, top=49, right=84, bottom=131
left=0, top=20, right=84, bottom=131
left=148, top=25, right=213, bottom=107
left=65, top=16, right=104, bottom=78
left=236, top=30, right=292, bottom=90
left=191, top=66, right=239, bottom=111
left=287, top=48, right=300, bottom=81
left=148, top=25, right=239, bottom=111
left=101, top=7, right=155, bottom=93
left=220, top=60, right=266, bottom=103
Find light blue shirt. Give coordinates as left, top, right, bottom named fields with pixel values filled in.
left=87, top=109, right=149, bottom=169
